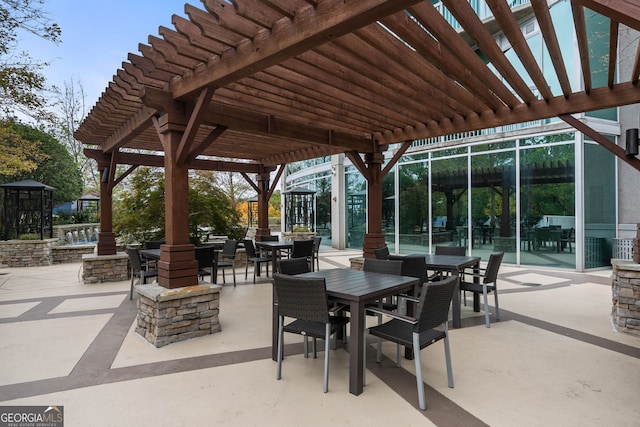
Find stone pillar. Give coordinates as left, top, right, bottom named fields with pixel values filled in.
left=135, top=284, right=222, bottom=347
left=82, top=252, right=129, bottom=284
left=611, top=260, right=640, bottom=336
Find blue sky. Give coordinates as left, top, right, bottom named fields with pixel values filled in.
left=22, top=1, right=190, bottom=108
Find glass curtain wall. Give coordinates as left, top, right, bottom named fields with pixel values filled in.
left=345, top=166, right=366, bottom=249
left=382, top=169, right=396, bottom=252
left=519, top=134, right=576, bottom=268
left=384, top=133, right=582, bottom=266
left=583, top=139, right=615, bottom=267
left=285, top=165, right=332, bottom=246
left=397, top=160, right=429, bottom=254
left=431, top=149, right=468, bottom=254
left=470, top=142, right=517, bottom=264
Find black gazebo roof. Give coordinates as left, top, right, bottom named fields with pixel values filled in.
left=0, top=180, right=56, bottom=191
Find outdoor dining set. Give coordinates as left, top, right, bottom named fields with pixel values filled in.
left=125, top=237, right=503, bottom=411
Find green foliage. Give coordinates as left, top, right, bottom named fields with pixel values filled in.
left=113, top=168, right=243, bottom=245
left=0, top=118, right=47, bottom=175
left=0, top=119, right=82, bottom=203
left=113, top=167, right=166, bottom=244
left=53, top=210, right=97, bottom=225
left=0, top=0, right=61, bottom=119
left=189, top=171, right=242, bottom=244
left=18, top=233, right=40, bottom=240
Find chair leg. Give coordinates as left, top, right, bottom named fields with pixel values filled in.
left=413, top=333, right=426, bottom=411
left=232, top=263, right=236, bottom=287
left=396, top=344, right=401, bottom=368
left=494, top=287, right=500, bottom=321
left=277, top=315, right=284, bottom=380
left=129, top=274, right=135, bottom=300
left=443, top=323, right=454, bottom=388
left=324, top=324, right=330, bottom=393
left=483, top=285, right=490, bottom=328
left=245, top=262, right=249, bottom=280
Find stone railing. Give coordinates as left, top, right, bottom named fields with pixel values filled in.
left=611, top=259, right=640, bottom=336
left=52, top=223, right=99, bottom=244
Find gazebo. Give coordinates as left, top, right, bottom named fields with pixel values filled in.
left=74, top=0, right=640, bottom=293
left=283, top=187, right=316, bottom=232
left=1, top=179, right=55, bottom=240
left=78, top=194, right=100, bottom=212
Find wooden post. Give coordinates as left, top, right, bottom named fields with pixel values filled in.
left=363, top=152, right=385, bottom=258
left=156, top=114, right=198, bottom=289
left=254, top=171, right=272, bottom=240
left=96, top=160, right=117, bottom=256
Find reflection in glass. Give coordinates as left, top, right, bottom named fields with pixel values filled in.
left=520, top=143, right=576, bottom=268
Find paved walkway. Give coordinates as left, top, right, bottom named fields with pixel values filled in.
left=0, top=249, right=639, bottom=426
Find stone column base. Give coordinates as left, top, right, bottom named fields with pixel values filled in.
left=611, top=259, right=640, bottom=336
left=82, top=252, right=129, bottom=284
left=349, top=257, right=364, bottom=270
left=135, top=283, right=222, bottom=348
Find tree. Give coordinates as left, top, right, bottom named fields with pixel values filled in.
left=189, top=171, right=243, bottom=242
left=0, top=119, right=82, bottom=203
left=216, top=170, right=253, bottom=212
left=113, top=168, right=243, bottom=244
left=113, top=167, right=166, bottom=243
left=52, top=77, right=95, bottom=189
left=0, top=118, right=47, bottom=175
left=0, top=0, right=61, bottom=120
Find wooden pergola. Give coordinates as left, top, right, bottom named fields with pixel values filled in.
left=75, top=0, right=640, bottom=289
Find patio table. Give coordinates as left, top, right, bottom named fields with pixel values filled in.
left=255, top=240, right=294, bottom=274
left=422, top=254, right=481, bottom=328
left=139, top=248, right=160, bottom=261
left=271, top=268, right=419, bottom=396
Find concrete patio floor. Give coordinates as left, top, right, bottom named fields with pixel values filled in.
left=0, top=248, right=639, bottom=426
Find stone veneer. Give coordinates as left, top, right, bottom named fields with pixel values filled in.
left=52, top=245, right=95, bottom=264
left=281, top=231, right=317, bottom=241
left=349, top=257, right=364, bottom=270
left=0, top=239, right=56, bottom=267
left=82, top=252, right=129, bottom=284
left=0, top=239, right=97, bottom=268
left=611, top=259, right=640, bottom=336
left=135, top=283, right=222, bottom=347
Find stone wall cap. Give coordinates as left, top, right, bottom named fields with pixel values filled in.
left=611, top=259, right=640, bottom=271
left=82, top=252, right=128, bottom=261
left=137, top=283, right=222, bottom=301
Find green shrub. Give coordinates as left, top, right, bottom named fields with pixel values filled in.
left=18, top=233, right=41, bottom=240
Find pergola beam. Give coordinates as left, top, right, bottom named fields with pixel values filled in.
left=84, top=149, right=268, bottom=173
